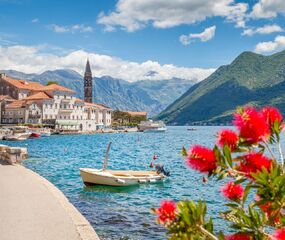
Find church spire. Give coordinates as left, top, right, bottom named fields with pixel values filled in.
left=85, top=58, right=92, bottom=74
left=84, top=59, right=93, bottom=103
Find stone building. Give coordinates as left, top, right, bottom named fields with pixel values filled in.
left=0, top=69, right=112, bottom=131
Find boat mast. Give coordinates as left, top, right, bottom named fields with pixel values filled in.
left=102, top=142, right=112, bottom=171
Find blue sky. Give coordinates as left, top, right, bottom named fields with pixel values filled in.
left=0, top=0, right=285, bottom=81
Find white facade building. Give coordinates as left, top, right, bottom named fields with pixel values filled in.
left=0, top=74, right=113, bottom=131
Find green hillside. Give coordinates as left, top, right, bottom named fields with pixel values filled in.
left=157, top=50, right=285, bottom=125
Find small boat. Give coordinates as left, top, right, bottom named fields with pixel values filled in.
left=5, top=132, right=31, bottom=141
left=40, top=129, right=51, bottom=137
left=80, top=168, right=164, bottom=187
left=138, top=120, right=167, bottom=133
left=187, top=128, right=197, bottom=131
left=30, top=132, right=41, bottom=138
left=80, top=142, right=167, bottom=187
left=144, top=127, right=167, bottom=133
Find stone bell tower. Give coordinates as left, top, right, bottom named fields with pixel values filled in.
left=84, top=59, right=92, bottom=103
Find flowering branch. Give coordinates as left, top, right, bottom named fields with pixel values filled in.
left=154, top=106, right=285, bottom=239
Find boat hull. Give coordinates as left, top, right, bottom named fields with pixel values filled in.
left=5, top=133, right=31, bottom=141
left=143, top=127, right=167, bottom=133
left=80, top=168, right=164, bottom=187
left=30, top=132, right=41, bottom=138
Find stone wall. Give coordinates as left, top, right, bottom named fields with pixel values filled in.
left=0, top=145, right=28, bottom=164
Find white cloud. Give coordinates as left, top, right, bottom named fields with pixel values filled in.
left=180, top=26, right=216, bottom=46
left=255, top=35, right=285, bottom=54
left=0, top=44, right=215, bottom=82
left=48, top=24, right=93, bottom=33
left=250, top=0, right=285, bottom=19
left=31, top=18, right=39, bottom=23
left=97, top=0, right=248, bottom=32
left=242, top=24, right=284, bottom=36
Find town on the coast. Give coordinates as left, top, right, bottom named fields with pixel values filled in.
left=0, top=60, right=112, bottom=133
left=0, top=60, right=166, bottom=139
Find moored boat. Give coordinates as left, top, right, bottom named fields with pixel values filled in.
left=30, top=132, right=41, bottom=138
left=5, top=132, right=31, bottom=141
left=80, top=168, right=164, bottom=186
left=143, top=127, right=167, bottom=133
left=80, top=142, right=168, bottom=187
left=40, top=130, right=51, bottom=137
left=138, top=120, right=167, bottom=133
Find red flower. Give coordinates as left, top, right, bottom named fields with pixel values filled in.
left=217, top=129, right=239, bottom=151
left=186, top=145, right=217, bottom=173
left=221, top=181, right=244, bottom=201
left=225, top=233, right=251, bottom=240
left=233, top=107, right=270, bottom=143
left=256, top=197, right=282, bottom=224
left=156, top=200, right=176, bottom=224
left=262, top=106, right=283, bottom=126
left=272, top=228, right=285, bottom=240
left=238, top=152, right=271, bottom=177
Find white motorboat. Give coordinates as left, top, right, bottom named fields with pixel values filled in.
left=40, top=129, right=51, bottom=137
left=143, top=127, right=167, bottom=133
left=80, top=142, right=167, bottom=187
left=5, top=132, right=31, bottom=141
left=138, top=120, right=167, bottom=132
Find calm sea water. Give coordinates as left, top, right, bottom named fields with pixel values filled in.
left=2, top=126, right=230, bottom=239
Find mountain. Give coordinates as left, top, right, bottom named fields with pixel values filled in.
left=157, top=50, right=285, bottom=125
left=3, top=69, right=193, bottom=116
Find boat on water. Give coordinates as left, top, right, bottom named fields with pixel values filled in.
left=3, top=126, right=31, bottom=141
left=80, top=142, right=168, bottom=187
left=80, top=168, right=164, bottom=187
left=30, top=132, right=41, bottom=138
left=5, top=132, right=31, bottom=141
left=40, top=129, right=51, bottom=137
left=138, top=120, right=167, bottom=133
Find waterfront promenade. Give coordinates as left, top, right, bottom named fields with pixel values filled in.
left=0, top=161, right=99, bottom=240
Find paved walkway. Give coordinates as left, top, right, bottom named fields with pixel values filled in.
left=0, top=161, right=99, bottom=240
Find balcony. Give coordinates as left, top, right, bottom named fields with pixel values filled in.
left=28, top=114, right=41, bottom=119
left=61, top=98, right=72, bottom=103
left=59, top=107, right=73, bottom=113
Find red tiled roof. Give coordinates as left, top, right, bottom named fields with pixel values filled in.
left=5, top=100, right=26, bottom=109
left=125, top=111, right=147, bottom=117
left=38, top=84, right=75, bottom=93
left=23, top=92, right=52, bottom=100
left=2, top=76, right=45, bottom=90
left=0, top=95, right=15, bottom=101
left=75, top=98, right=84, bottom=103
left=84, top=102, right=112, bottom=110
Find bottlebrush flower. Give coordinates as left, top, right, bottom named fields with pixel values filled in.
left=221, top=182, right=244, bottom=201
left=272, top=228, right=285, bottom=240
left=186, top=145, right=217, bottom=173
left=256, top=197, right=282, bottom=224
left=262, top=106, right=283, bottom=126
left=225, top=233, right=251, bottom=240
left=217, top=129, right=239, bottom=151
left=238, top=152, right=271, bottom=177
left=156, top=200, right=176, bottom=224
left=233, top=107, right=270, bottom=143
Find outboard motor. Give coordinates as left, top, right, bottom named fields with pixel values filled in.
left=155, top=164, right=170, bottom=177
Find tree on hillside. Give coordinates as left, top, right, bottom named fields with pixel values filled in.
left=46, top=81, right=58, bottom=86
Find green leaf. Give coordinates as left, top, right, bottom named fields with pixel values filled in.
left=181, top=147, right=188, bottom=157
left=223, top=145, right=233, bottom=167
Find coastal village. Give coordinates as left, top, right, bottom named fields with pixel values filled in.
left=0, top=60, right=113, bottom=133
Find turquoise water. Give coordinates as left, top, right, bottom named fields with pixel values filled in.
left=2, top=126, right=227, bottom=239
